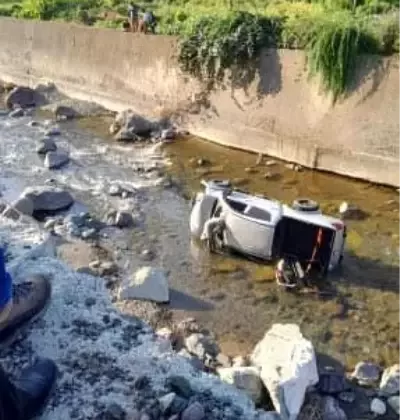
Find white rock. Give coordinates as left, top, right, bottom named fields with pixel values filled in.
left=218, top=366, right=263, bottom=403
left=118, top=266, right=169, bottom=303
left=388, top=395, right=400, bottom=414
left=370, top=398, right=386, bottom=415
left=250, top=324, right=319, bottom=420
left=379, top=364, right=400, bottom=395
left=156, top=327, right=173, bottom=341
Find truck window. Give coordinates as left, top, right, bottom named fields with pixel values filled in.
left=245, top=206, right=271, bottom=222
left=225, top=198, right=247, bottom=213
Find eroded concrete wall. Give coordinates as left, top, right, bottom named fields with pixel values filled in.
left=0, top=18, right=398, bottom=186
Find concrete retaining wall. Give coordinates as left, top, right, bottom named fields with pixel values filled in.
left=0, top=18, right=398, bottom=186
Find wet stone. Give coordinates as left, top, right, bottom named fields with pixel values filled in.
left=166, top=376, right=194, bottom=399
left=134, top=375, right=150, bottom=390
left=104, top=402, right=126, bottom=420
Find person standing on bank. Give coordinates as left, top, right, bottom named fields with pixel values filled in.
left=127, top=3, right=139, bottom=32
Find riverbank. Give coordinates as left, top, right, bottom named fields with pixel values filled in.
left=0, top=80, right=399, bottom=418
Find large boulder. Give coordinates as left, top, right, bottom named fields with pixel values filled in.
left=11, top=196, right=34, bottom=216
left=379, top=364, right=400, bottom=396
left=118, top=266, right=169, bottom=303
left=5, top=86, right=44, bottom=109
left=21, top=186, right=74, bottom=212
left=250, top=324, right=319, bottom=420
left=44, top=150, right=70, bottom=169
left=217, top=366, right=263, bottom=403
left=112, top=109, right=155, bottom=138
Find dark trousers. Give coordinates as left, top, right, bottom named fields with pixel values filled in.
left=0, top=366, right=22, bottom=420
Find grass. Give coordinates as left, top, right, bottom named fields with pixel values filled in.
left=0, top=0, right=398, bottom=97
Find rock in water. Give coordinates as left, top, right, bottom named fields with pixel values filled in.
left=351, top=361, right=381, bottom=386
left=5, top=86, right=43, bottom=109
left=115, top=211, right=134, bottom=228
left=9, top=108, right=24, bottom=118
left=54, top=105, right=79, bottom=120
left=44, top=150, right=70, bottom=169
left=217, top=367, right=263, bottom=403
left=36, top=138, right=57, bottom=154
left=379, top=364, right=400, bottom=396
left=118, top=266, right=169, bottom=303
left=113, top=109, right=154, bottom=136
left=370, top=398, right=386, bottom=415
left=250, top=324, right=319, bottom=420
left=22, top=186, right=73, bottom=212
left=388, top=396, right=400, bottom=414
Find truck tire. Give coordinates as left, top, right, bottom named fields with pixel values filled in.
left=292, top=198, right=320, bottom=212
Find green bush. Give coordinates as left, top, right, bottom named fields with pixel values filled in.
left=178, top=12, right=284, bottom=89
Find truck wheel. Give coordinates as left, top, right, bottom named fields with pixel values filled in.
left=292, top=198, right=320, bottom=212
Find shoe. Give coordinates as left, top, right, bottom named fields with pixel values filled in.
left=14, top=358, right=58, bottom=419
left=0, top=275, right=51, bottom=345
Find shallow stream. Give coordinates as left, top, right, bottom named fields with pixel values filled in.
left=0, top=109, right=398, bottom=369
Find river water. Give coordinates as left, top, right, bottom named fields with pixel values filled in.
left=0, top=109, right=398, bottom=370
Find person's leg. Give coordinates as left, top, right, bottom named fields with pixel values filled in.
left=0, top=359, right=57, bottom=420
left=0, top=248, right=51, bottom=346
left=0, top=366, right=22, bottom=420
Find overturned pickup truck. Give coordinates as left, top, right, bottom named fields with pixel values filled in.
left=190, top=180, right=347, bottom=284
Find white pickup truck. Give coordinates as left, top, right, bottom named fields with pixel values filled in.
left=190, top=180, right=346, bottom=277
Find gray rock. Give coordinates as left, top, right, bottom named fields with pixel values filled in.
left=44, top=150, right=70, bottom=169
left=177, top=349, right=204, bottom=371
left=44, top=126, right=61, bottom=136
left=105, top=402, right=126, bottom=419
left=11, top=197, right=34, bottom=217
left=1, top=206, right=20, bottom=221
left=22, top=186, right=73, bottom=212
left=81, top=228, right=97, bottom=240
left=370, top=398, right=386, bottom=415
left=159, top=392, right=176, bottom=414
left=322, top=396, right=347, bottom=420
left=181, top=402, right=205, bottom=420
left=166, top=376, right=194, bottom=399
left=109, top=185, right=122, bottom=196
left=115, top=211, right=134, bottom=228
left=318, top=370, right=350, bottom=394
left=217, top=366, right=263, bottom=403
left=388, top=396, right=400, bottom=414
left=5, top=86, right=43, bottom=109
left=161, top=127, right=176, bottom=141
left=338, top=391, right=355, bottom=403
left=352, top=362, right=381, bottom=386
left=28, top=120, right=40, bottom=127
left=339, top=202, right=364, bottom=220
left=36, top=137, right=57, bottom=154
left=98, top=261, right=118, bottom=276
left=113, top=109, right=154, bottom=136
left=379, top=364, right=400, bottom=396
left=9, top=108, right=24, bottom=118
left=185, top=333, right=220, bottom=360
left=118, top=266, right=169, bottom=303
left=54, top=105, right=79, bottom=120
left=115, top=128, right=138, bottom=142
